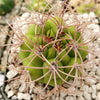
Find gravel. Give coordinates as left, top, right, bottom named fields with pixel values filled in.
left=0, top=7, right=100, bottom=100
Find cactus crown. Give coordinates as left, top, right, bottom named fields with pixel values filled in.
left=18, top=13, right=88, bottom=87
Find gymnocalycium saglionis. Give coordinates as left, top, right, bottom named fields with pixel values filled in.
left=1, top=0, right=99, bottom=99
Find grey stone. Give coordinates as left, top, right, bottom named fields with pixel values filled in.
left=6, top=70, right=18, bottom=79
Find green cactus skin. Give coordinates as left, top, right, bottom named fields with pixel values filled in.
left=0, top=0, right=15, bottom=15
left=65, top=57, right=81, bottom=80
left=45, top=19, right=57, bottom=37
left=68, top=45, right=88, bottom=60
left=63, top=26, right=82, bottom=41
left=58, top=50, right=70, bottom=66
left=19, top=36, right=34, bottom=60
left=43, top=59, right=66, bottom=86
left=19, top=16, right=88, bottom=87
left=47, top=47, right=57, bottom=59
left=25, top=24, right=45, bottom=37
left=23, top=48, right=44, bottom=82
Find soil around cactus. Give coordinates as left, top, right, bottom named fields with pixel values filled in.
left=1, top=12, right=100, bottom=100
left=0, top=0, right=100, bottom=100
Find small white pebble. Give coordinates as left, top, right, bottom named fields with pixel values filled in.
left=5, top=85, right=10, bottom=93
left=85, top=77, right=96, bottom=85
left=96, top=92, right=100, bottom=100
left=23, top=93, right=31, bottom=100
left=83, top=85, right=88, bottom=92
left=6, top=70, right=18, bottom=79
left=78, top=96, right=85, bottom=100
left=84, top=92, right=91, bottom=100
left=89, top=12, right=95, bottom=18
left=21, top=12, right=30, bottom=18
left=0, top=74, right=4, bottom=86
left=11, top=95, right=17, bottom=99
left=83, top=13, right=88, bottom=19
left=8, top=64, right=15, bottom=69
left=66, top=96, right=75, bottom=100
left=93, top=19, right=99, bottom=23
left=96, top=83, right=100, bottom=90
left=88, top=87, right=92, bottom=93
left=91, top=85, right=96, bottom=99
left=17, top=93, right=23, bottom=100
left=7, top=91, right=14, bottom=98
left=96, top=68, right=100, bottom=76
left=19, top=83, right=26, bottom=92
left=60, top=90, right=66, bottom=97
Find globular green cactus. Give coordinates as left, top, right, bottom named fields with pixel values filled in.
left=0, top=0, right=15, bottom=15
left=19, top=16, right=88, bottom=87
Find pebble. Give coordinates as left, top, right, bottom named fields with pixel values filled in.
left=89, top=12, right=96, bottom=18
left=83, top=91, right=91, bottom=100
left=0, top=74, right=4, bottom=86
left=5, top=85, right=10, bottom=93
left=88, top=87, right=92, bottom=93
left=60, top=90, right=67, bottom=97
left=78, top=96, right=85, bottom=100
left=7, top=90, right=14, bottom=98
left=6, top=70, right=18, bottom=79
left=11, top=80, right=21, bottom=90
left=96, top=92, right=100, bottom=100
left=91, top=85, right=96, bottom=99
left=18, top=93, right=31, bottom=100
left=66, top=96, right=75, bottom=100
left=96, top=68, right=100, bottom=75
left=83, top=13, right=88, bottom=19
left=83, top=85, right=88, bottom=92
left=17, top=93, right=23, bottom=100
left=23, top=93, right=31, bottom=100
left=19, top=82, right=26, bottom=92
left=85, top=77, right=97, bottom=85
left=11, top=95, right=17, bottom=99
left=8, top=64, right=15, bottom=69
left=96, top=83, right=100, bottom=90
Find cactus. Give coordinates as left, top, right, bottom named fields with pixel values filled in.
left=0, top=0, right=15, bottom=15
left=19, top=16, right=88, bottom=87
left=1, top=1, right=99, bottom=99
